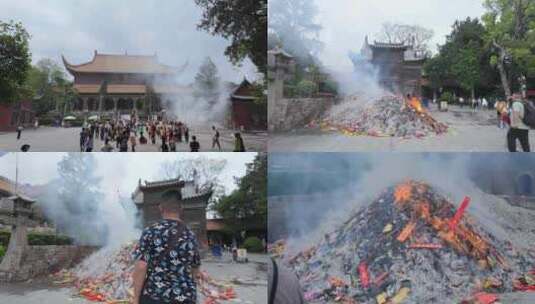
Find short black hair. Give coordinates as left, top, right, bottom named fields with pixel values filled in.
left=159, top=189, right=183, bottom=213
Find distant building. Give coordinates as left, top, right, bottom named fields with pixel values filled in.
left=0, top=100, right=35, bottom=132
left=355, top=36, right=426, bottom=96
left=132, top=178, right=212, bottom=247
left=62, top=51, right=190, bottom=119
left=230, top=79, right=266, bottom=130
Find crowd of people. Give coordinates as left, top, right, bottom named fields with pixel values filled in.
left=78, top=118, right=246, bottom=152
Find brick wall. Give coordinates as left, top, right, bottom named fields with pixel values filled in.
left=268, top=97, right=334, bottom=132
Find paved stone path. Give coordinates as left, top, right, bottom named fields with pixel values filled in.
left=269, top=105, right=535, bottom=152
left=0, top=126, right=266, bottom=152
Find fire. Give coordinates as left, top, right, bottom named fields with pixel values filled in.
left=408, top=97, right=424, bottom=113
left=392, top=181, right=501, bottom=268
left=394, top=182, right=413, bottom=204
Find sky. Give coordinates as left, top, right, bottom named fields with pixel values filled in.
left=0, top=0, right=258, bottom=83
left=314, top=0, right=486, bottom=69
left=0, top=152, right=256, bottom=197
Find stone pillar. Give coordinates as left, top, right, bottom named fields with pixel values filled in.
left=113, top=98, right=118, bottom=113
left=98, top=94, right=104, bottom=113
left=0, top=224, right=28, bottom=280
left=83, top=97, right=89, bottom=112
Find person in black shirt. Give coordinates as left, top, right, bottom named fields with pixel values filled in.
left=189, top=136, right=200, bottom=152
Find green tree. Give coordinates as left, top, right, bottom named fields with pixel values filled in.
left=211, top=153, right=267, bottom=243
left=424, top=18, right=494, bottom=99
left=0, top=20, right=31, bottom=104
left=193, top=57, right=220, bottom=107
left=451, top=43, right=482, bottom=100
left=483, top=0, right=535, bottom=97
left=26, top=58, right=73, bottom=115
left=195, top=0, right=267, bottom=73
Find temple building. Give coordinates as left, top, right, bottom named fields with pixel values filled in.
left=132, top=178, right=212, bottom=248
left=355, top=36, right=426, bottom=96
left=62, top=51, right=189, bottom=119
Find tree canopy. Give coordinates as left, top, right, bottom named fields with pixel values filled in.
left=211, top=153, right=267, bottom=241
left=195, top=0, right=267, bottom=73
left=0, top=20, right=31, bottom=104
left=193, top=57, right=220, bottom=107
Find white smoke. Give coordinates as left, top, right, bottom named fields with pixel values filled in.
left=273, top=154, right=535, bottom=254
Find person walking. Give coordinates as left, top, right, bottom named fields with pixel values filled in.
left=233, top=133, right=245, bottom=152
left=212, top=126, right=221, bottom=151
left=80, top=128, right=87, bottom=152
left=507, top=96, right=531, bottom=152
left=132, top=190, right=201, bottom=304
left=84, top=134, right=94, bottom=152
left=119, top=131, right=129, bottom=152
left=190, top=136, right=200, bottom=152
left=130, top=132, right=137, bottom=152
left=16, top=124, right=23, bottom=140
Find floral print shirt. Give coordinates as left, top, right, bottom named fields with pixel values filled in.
left=133, top=219, right=201, bottom=303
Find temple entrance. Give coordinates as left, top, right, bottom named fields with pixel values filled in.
left=117, top=98, right=133, bottom=111
left=87, top=98, right=98, bottom=111
left=104, top=98, right=115, bottom=111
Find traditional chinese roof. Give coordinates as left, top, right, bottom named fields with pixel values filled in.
left=231, top=78, right=257, bottom=101
left=62, top=51, right=178, bottom=75
left=370, top=41, right=409, bottom=50
left=140, top=177, right=185, bottom=190
left=268, top=46, right=293, bottom=58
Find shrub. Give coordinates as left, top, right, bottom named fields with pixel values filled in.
left=0, top=231, right=10, bottom=247
left=27, top=233, right=73, bottom=246
left=0, top=245, right=5, bottom=261
left=296, top=80, right=317, bottom=97
left=440, top=92, right=455, bottom=104
left=242, top=236, right=264, bottom=253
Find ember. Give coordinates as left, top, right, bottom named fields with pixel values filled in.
left=309, top=95, right=448, bottom=138
left=52, top=242, right=240, bottom=304
left=275, top=181, right=534, bottom=303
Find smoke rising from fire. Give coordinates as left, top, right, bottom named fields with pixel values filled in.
left=269, top=153, right=535, bottom=253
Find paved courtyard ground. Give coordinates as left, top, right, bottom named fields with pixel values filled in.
left=0, top=253, right=268, bottom=304
left=0, top=126, right=267, bottom=152
left=269, top=105, right=535, bottom=152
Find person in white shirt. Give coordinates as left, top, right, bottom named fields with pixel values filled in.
left=507, top=96, right=530, bottom=152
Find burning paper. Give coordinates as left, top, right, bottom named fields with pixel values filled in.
left=52, top=242, right=239, bottom=304
left=309, top=94, right=448, bottom=138
left=274, top=181, right=534, bottom=303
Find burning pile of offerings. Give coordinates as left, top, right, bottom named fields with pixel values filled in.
left=52, top=242, right=238, bottom=304
left=309, top=95, right=448, bottom=138
left=276, top=181, right=534, bottom=303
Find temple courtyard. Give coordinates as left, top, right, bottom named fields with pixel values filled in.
left=269, top=105, right=535, bottom=152
left=0, top=253, right=268, bottom=304
left=0, top=126, right=267, bottom=152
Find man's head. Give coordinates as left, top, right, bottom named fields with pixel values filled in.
left=159, top=189, right=183, bottom=217
left=212, top=126, right=216, bottom=130
left=192, top=136, right=197, bottom=141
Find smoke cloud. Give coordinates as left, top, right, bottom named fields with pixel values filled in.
left=269, top=153, right=535, bottom=254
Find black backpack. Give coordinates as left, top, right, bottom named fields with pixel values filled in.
left=522, top=100, right=535, bottom=129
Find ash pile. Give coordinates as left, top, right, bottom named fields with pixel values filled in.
left=310, top=95, right=448, bottom=138
left=278, top=181, right=534, bottom=303
left=52, top=242, right=238, bottom=303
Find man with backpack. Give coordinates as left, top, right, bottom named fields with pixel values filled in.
left=507, top=95, right=533, bottom=152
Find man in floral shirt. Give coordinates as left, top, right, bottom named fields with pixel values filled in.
left=132, top=190, right=201, bottom=304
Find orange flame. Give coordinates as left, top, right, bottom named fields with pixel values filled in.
left=394, top=182, right=413, bottom=204
left=408, top=97, right=424, bottom=113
